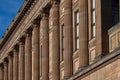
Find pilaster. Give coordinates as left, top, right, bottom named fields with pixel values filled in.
left=64, top=0, right=73, bottom=78
left=79, top=0, right=89, bottom=69
left=95, top=0, right=102, bottom=61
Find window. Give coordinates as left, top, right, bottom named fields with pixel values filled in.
left=91, top=0, right=96, bottom=38
left=62, top=24, right=65, bottom=61
left=112, top=0, right=119, bottom=26
left=75, top=11, right=79, bottom=50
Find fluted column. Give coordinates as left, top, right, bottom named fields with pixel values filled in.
left=51, top=1, right=60, bottom=80
left=8, top=52, right=13, bottom=80
left=64, top=0, right=73, bottom=78
left=41, top=12, right=49, bottom=80
left=32, top=20, right=40, bottom=80
left=25, top=30, right=32, bottom=80
left=18, top=38, right=25, bottom=80
left=0, top=63, right=4, bottom=80
left=13, top=47, right=18, bottom=80
left=79, top=0, right=89, bottom=69
left=4, top=58, right=8, bottom=80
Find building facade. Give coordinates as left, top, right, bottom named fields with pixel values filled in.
left=0, top=0, right=120, bottom=80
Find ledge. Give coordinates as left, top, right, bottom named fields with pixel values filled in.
left=68, top=46, right=120, bottom=80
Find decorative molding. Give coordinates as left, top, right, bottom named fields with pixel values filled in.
left=0, top=0, right=34, bottom=50
left=0, top=0, right=51, bottom=63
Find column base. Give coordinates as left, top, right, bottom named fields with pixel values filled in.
left=63, top=77, right=67, bottom=80
left=73, top=66, right=88, bottom=75
left=94, top=53, right=108, bottom=63
left=63, top=76, right=70, bottom=80
left=78, top=66, right=87, bottom=71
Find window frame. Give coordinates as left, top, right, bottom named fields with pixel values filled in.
left=91, top=0, right=96, bottom=38
left=75, top=10, right=79, bottom=50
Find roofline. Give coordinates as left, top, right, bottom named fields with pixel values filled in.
left=0, top=0, right=35, bottom=49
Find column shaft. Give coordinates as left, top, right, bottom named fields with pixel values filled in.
left=8, top=54, right=13, bottom=80
left=0, top=65, right=4, bottom=80
left=51, top=1, right=60, bottom=80
left=95, top=0, right=102, bottom=59
left=64, top=0, right=73, bottom=78
left=4, top=60, right=8, bottom=80
left=13, top=49, right=18, bottom=80
left=25, top=32, right=32, bottom=80
left=32, top=25, right=39, bottom=80
left=18, top=41, right=25, bottom=80
left=79, top=0, right=89, bottom=68
left=41, top=13, right=49, bottom=80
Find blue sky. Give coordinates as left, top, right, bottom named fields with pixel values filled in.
left=0, top=0, right=24, bottom=38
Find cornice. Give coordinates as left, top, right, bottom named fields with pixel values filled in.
left=0, top=0, right=35, bottom=50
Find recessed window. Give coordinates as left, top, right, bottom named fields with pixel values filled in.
left=112, top=0, right=119, bottom=26
left=91, top=0, right=96, bottom=38
left=75, top=11, right=79, bottom=50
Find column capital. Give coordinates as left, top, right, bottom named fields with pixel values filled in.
left=4, top=57, right=8, bottom=65
left=25, top=28, right=32, bottom=37
left=8, top=51, right=13, bottom=57
left=13, top=44, right=19, bottom=53
left=51, top=0, right=59, bottom=5
left=41, top=13, right=49, bottom=20
left=40, top=7, right=50, bottom=16
left=32, top=18, right=40, bottom=28
left=0, top=63, right=4, bottom=69
left=18, top=36, right=25, bottom=45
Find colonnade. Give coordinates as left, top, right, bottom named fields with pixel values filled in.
left=0, top=0, right=90, bottom=80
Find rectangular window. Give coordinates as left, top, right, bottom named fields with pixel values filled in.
left=75, top=11, right=79, bottom=50
left=91, top=0, right=96, bottom=38
left=62, top=24, right=65, bottom=61
left=112, top=0, right=119, bottom=26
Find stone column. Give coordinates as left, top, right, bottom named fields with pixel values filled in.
left=18, top=38, right=25, bottom=80
left=13, top=47, right=18, bottom=80
left=8, top=52, right=13, bottom=80
left=64, top=0, right=73, bottom=78
left=4, top=58, right=8, bottom=80
left=51, top=1, right=60, bottom=80
left=41, top=12, right=49, bottom=80
left=0, top=63, right=4, bottom=80
left=25, top=30, right=32, bottom=80
left=79, top=0, right=89, bottom=69
left=32, top=20, right=40, bottom=80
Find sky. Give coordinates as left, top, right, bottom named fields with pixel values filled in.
left=0, top=0, right=24, bottom=38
